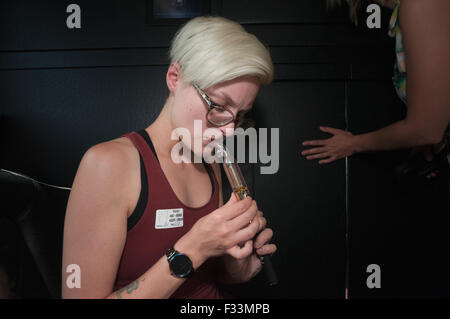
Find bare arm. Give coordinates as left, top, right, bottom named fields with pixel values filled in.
left=354, top=0, right=450, bottom=153
left=62, top=144, right=260, bottom=298
left=61, top=142, right=202, bottom=299
left=302, top=0, right=450, bottom=163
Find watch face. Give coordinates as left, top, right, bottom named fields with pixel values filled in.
left=171, top=254, right=193, bottom=277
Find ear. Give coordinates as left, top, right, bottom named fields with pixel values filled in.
left=166, top=62, right=183, bottom=94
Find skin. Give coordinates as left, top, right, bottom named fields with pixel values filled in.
left=301, top=0, right=450, bottom=178
left=62, top=62, right=276, bottom=298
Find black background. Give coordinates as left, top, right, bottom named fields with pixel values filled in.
left=0, top=0, right=448, bottom=299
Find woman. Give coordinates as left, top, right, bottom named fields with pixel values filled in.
left=62, top=16, right=276, bottom=299
left=302, top=0, right=450, bottom=182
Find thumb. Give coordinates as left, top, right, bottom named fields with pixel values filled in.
left=227, top=240, right=253, bottom=259
left=319, top=126, right=340, bottom=135
left=225, top=192, right=238, bottom=206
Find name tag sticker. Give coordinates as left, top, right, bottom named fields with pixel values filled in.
left=155, top=208, right=183, bottom=229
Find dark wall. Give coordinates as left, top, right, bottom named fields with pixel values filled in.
left=0, top=0, right=448, bottom=298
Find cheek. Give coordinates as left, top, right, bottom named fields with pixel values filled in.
left=172, top=99, right=192, bottom=126
left=172, top=103, right=209, bottom=142
left=185, top=102, right=208, bottom=131
left=174, top=94, right=204, bottom=123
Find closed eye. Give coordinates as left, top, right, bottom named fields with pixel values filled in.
left=209, top=99, right=226, bottom=109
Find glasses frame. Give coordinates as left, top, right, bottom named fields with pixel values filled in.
left=193, top=83, right=236, bottom=127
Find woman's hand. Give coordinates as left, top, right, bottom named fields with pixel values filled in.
left=301, top=126, right=358, bottom=164
left=175, top=194, right=262, bottom=269
left=217, top=207, right=277, bottom=284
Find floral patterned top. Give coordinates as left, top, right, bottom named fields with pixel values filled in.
left=388, top=0, right=407, bottom=105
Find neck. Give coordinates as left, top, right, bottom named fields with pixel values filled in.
left=145, top=96, right=181, bottom=162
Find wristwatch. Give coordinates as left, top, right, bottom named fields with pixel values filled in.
left=166, top=248, right=195, bottom=278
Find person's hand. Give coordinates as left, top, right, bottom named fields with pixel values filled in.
left=174, top=194, right=261, bottom=269
left=301, top=126, right=357, bottom=164
left=219, top=206, right=277, bottom=283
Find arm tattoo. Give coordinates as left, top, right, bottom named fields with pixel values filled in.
left=116, top=278, right=142, bottom=299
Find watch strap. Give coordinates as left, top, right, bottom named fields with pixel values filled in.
left=166, top=247, right=178, bottom=261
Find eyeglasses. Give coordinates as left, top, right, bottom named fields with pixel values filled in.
left=193, top=83, right=255, bottom=129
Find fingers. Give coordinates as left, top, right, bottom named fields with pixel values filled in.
left=221, top=195, right=253, bottom=220
left=253, top=228, right=273, bottom=250
left=226, top=240, right=253, bottom=259
left=247, top=210, right=266, bottom=229
left=302, top=139, right=327, bottom=147
left=301, top=126, right=346, bottom=147
left=231, top=217, right=261, bottom=246
left=300, top=145, right=332, bottom=161
left=305, top=152, right=330, bottom=160
left=227, top=200, right=258, bottom=230
left=227, top=228, right=276, bottom=259
left=224, top=192, right=238, bottom=206
left=258, top=217, right=267, bottom=233
left=319, top=126, right=343, bottom=135
left=301, top=147, right=327, bottom=156
left=228, top=210, right=266, bottom=245
left=256, top=243, right=277, bottom=256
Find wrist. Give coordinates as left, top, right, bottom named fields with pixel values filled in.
left=174, top=235, right=206, bottom=270
left=352, top=134, right=365, bottom=154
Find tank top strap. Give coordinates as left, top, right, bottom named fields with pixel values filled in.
left=121, top=130, right=158, bottom=167
left=122, top=129, right=219, bottom=210
left=133, top=129, right=218, bottom=196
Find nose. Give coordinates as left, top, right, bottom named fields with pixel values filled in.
left=219, top=121, right=235, bottom=137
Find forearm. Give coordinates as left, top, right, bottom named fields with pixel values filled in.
left=106, top=237, right=205, bottom=299
left=353, top=118, right=441, bottom=154
left=106, top=255, right=185, bottom=299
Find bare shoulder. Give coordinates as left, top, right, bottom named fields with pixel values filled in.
left=82, top=137, right=137, bottom=170
left=62, top=136, right=140, bottom=298
left=71, top=136, right=140, bottom=215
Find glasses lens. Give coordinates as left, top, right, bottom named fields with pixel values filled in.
left=207, top=108, right=234, bottom=126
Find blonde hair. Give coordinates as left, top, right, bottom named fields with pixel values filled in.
left=328, top=0, right=387, bottom=25
left=169, top=16, right=273, bottom=89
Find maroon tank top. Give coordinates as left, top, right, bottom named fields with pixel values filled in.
left=113, top=129, right=224, bottom=299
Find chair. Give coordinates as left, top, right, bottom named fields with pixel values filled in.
left=0, top=169, right=70, bottom=298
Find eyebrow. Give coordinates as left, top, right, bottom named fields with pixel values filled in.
left=211, top=90, right=253, bottom=112
left=211, top=90, right=237, bottom=107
